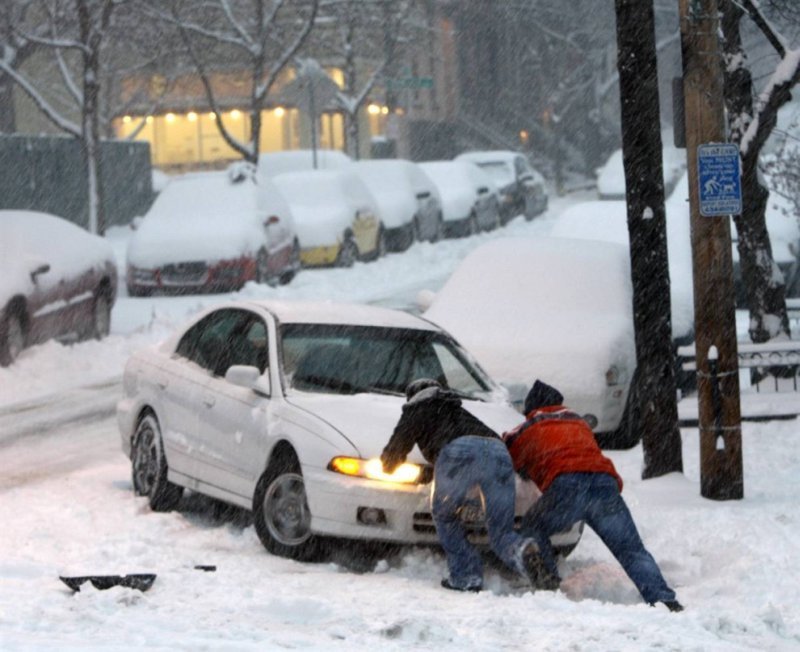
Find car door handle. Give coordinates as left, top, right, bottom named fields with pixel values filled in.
left=202, top=394, right=216, bottom=408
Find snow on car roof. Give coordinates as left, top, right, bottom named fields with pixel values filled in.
left=257, top=149, right=353, bottom=177
left=249, top=299, right=440, bottom=330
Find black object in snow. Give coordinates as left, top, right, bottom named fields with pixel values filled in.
left=59, top=573, right=157, bottom=593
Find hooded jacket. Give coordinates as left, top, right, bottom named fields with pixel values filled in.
left=380, top=386, right=499, bottom=473
left=504, top=405, right=623, bottom=493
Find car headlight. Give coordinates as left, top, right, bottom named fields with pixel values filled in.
left=129, top=267, right=155, bottom=282
left=328, top=456, right=427, bottom=484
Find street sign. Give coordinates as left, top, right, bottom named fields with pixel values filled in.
left=386, top=76, right=434, bottom=90
left=697, top=143, right=742, bottom=216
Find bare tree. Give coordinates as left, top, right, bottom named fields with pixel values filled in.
left=139, top=0, right=319, bottom=165
left=315, top=0, right=415, bottom=159
left=0, top=0, right=130, bottom=234
left=718, top=0, right=800, bottom=343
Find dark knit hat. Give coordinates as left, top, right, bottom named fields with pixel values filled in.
left=524, top=380, right=564, bottom=414
left=405, top=378, right=442, bottom=401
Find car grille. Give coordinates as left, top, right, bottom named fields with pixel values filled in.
left=160, top=262, right=208, bottom=285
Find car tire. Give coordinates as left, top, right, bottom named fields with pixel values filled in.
left=252, top=452, right=323, bottom=561
left=370, top=226, right=387, bottom=261
left=131, top=413, right=183, bottom=512
left=279, top=240, right=301, bottom=285
left=337, top=236, right=358, bottom=268
left=87, top=290, right=111, bottom=340
left=256, top=247, right=279, bottom=287
left=430, top=212, right=444, bottom=243
left=0, top=308, right=26, bottom=367
left=468, top=212, right=479, bottom=236
left=595, top=381, right=641, bottom=450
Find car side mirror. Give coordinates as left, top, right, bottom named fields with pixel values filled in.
left=225, top=365, right=270, bottom=396
left=30, top=263, right=51, bottom=283
left=416, top=289, right=436, bottom=312
left=477, top=186, right=489, bottom=195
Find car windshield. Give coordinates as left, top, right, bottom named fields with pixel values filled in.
left=280, top=323, right=492, bottom=398
left=475, top=161, right=514, bottom=187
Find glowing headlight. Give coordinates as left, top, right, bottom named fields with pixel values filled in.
left=328, top=456, right=423, bottom=484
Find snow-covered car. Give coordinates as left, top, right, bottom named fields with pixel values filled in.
left=117, top=300, right=582, bottom=560
left=423, top=237, right=638, bottom=448
left=272, top=169, right=383, bottom=267
left=126, top=165, right=299, bottom=295
left=257, top=149, right=353, bottom=177
left=595, top=136, right=686, bottom=200
left=418, top=160, right=501, bottom=237
left=350, top=159, right=443, bottom=251
left=455, top=150, right=548, bottom=223
left=0, top=210, right=117, bottom=366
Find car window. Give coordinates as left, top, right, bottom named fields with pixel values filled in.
left=176, top=309, right=268, bottom=376
left=280, top=324, right=491, bottom=397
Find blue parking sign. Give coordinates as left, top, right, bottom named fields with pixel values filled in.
left=697, top=143, right=742, bottom=216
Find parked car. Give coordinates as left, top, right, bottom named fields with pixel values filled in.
left=549, top=182, right=696, bottom=400
left=0, top=210, right=117, bottom=366
left=595, top=134, right=686, bottom=200
left=455, top=150, right=548, bottom=223
left=418, top=160, right=501, bottom=237
left=351, top=159, right=443, bottom=251
left=126, top=165, right=299, bottom=296
left=258, top=149, right=353, bottom=177
left=423, top=237, right=638, bottom=448
left=272, top=169, right=383, bottom=267
left=117, top=300, right=582, bottom=560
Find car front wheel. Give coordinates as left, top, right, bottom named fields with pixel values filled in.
left=131, top=413, right=183, bottom=511
left=0, top=310, right=25, bottom=367
left=89, top=291, right=111, bottom=340
left=253, top=456, right=322, bottom=561
left=256, top=247, right=279, bottom=287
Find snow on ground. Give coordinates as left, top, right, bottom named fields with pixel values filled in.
left=2, top=192, right=800, bottom=650
left=1, top=416, right=798, bottom=650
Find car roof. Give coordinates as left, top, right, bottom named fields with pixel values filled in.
left=243, top=299, right=440, bottom=330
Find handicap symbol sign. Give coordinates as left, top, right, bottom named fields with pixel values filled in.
left=697, top=143, right=742, bottom=216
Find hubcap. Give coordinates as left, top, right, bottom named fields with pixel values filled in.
left=132, top=424, right=158, bottom=495
left=263, top=473, right=312, bottom=545
left=6, top=316, right=24, bottom=361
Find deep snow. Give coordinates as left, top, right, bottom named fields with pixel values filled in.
left=1, top=193, right=800, bottom=650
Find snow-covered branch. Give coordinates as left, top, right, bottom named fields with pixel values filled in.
left=0, top=59, right=80, bottom=135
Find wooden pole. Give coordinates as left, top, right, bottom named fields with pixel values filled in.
left=679, top=0, right=744, bottom=499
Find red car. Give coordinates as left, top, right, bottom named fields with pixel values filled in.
left=0, top=210, right=117, bottom=366
left=126, top=166, right=299, bottom=296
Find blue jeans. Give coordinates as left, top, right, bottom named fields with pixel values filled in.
left=520, top=472, right=676, bottom=604
left=432, top=436, right=527, bottom=589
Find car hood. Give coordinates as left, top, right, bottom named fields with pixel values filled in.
left=290, top=205, right=351, bottom=248
left=284, top=392, right=524, bottom=461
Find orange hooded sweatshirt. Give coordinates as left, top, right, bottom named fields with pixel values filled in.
left=504, top=405, right=623, bottom=493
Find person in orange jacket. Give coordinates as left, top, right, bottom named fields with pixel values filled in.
left=504, top=379, right=683, bottom=612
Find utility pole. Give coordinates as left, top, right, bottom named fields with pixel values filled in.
left=614, top=0, right=683, bottom=478
left=679, top=0, right=744, bottom=499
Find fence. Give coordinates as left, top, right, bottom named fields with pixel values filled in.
left=0, top=134, right=154, bottom=230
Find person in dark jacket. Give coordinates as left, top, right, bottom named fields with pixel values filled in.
left=381, top=378, right=538, bottom=592
left=503, top=379, right=683, bottom=612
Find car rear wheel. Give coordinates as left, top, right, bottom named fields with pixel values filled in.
left=337, top=236, right=358, bottom=268
left=253, top=454, right=323, bottom=561
left=0, top=310, right=25, bottom=367
left=131, top=413, right=183, bottom=512
left=89, top=291, right=111, bottom=340
left=468, top=212, right=479, bottom=236
left=279, top=240, right=301, bottom=285
left=256, top=247, right=279, bottom=287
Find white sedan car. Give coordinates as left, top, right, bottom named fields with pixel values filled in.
left=423, top=238, right=637, bottom=448
left=117, top=300, right=582, bottom=560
